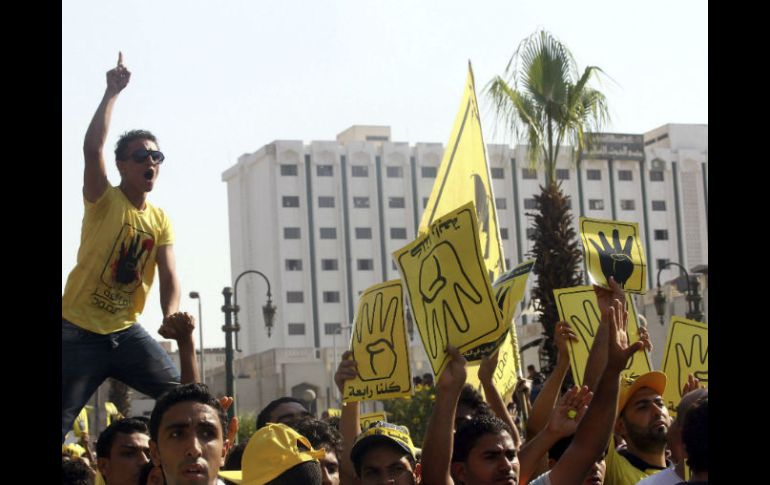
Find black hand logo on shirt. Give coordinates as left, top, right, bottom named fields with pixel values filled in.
left=675, top=334, right=708, bottom=396
left=418, top=242, right=482, bottom=359
left=354, top=291, right=400, bottom=381
left=589, top=229, right=635, bottom=287
left=114, top=234, right=154, bottom=284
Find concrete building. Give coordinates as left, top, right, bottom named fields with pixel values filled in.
left=220, top=123, right=707, bottom=410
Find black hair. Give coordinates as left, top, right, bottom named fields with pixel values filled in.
left=96, top=417, right=149, bottom=458
left=458, top=384, right=487, bottom=411
left=256, top=397, right=308, bottom=429
left=292, top=417, right=343, bottom=455
left=352, top=440, right=416, bottom=477
left=149, top=383, right=227, bottom=442
left=265, top=461, right=322, bottom=485
left=114, top=130, right=159, bottom=161
left=137, top=462, right=165, bottom=485
left=62, top=458, right=94, bottom=485
left=452, top=414, right=512, bottom=463
left=681, top=396, right=708, bottom=473
left=324, top=415, right=341, bottom=431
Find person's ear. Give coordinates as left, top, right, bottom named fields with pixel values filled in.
left=96, top=457, right=110, bottom=477
left=450, top=462, right=466, bottom=483
left=150, top=440, right=162, bottom=466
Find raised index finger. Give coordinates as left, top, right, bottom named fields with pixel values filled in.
left=117, top=51, right=124, bottom=67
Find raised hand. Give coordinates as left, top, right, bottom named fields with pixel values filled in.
left=554, top=321, right=578, bottom=361
left=546, top=385, right=593, bottom=438
left=606, top=298, right=644, bottom=372
left=335, top=350, right=359, bottom=395
left=418, top=242, right=483, bottom=359
left=478, top=348, right=500, bottom=384
left=158, top=312, right=195, bottom=340
left=589, top=230, right=635, bottom=287
left=106, top=51, right=131, bottom=95
left=593, top=276, right=626, bottom=321
left=437, top=345, right=467, bottom=395
left=352, top=291, right=399, bottom=380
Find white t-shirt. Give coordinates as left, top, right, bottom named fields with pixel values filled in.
left=528, top=470, right=552, bottom=485
left=635, top=467, right=682, bottom=485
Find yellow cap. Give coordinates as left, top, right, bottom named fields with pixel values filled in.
left=218, top=423, right=325, bottom=485
left=617, top=371, right=667, bottom=414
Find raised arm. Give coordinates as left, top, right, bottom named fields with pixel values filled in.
left=420, top=346, right=467, bottom=485
left=582, top=277, right=625, bottom=391
left=156, top=245, right=181, bottom=329
left=548, top=299, right=644, bottom=485
left=478, top=349, right=520, bottom=448
left=335, top=351, right=360, bottom=485
left=159, top=311, right=200, bottom=384
left=83, top=52, right=131, bottom=202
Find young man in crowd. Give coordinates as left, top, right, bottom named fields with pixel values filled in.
left=95, top=417, right=152, bottom=485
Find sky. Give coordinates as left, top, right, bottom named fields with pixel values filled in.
left=62, top=0, right=707, bottom=350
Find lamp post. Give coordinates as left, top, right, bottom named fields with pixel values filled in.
left=189, top=291, right=204, bottom=383
left=653, top=262, right=704, bottom=325
left=221, top=270, right=277, bottom=421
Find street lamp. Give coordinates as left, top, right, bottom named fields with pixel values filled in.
left=653, top=262, right=704, bottom=325
left=189, top=291, right=204, bottom=383
left=221, top=270, right=277, bottom=421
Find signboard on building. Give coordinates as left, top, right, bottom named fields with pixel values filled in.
left=583, top=133, right=644, bottom=161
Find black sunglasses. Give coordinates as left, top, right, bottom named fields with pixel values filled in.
left=130, top=149, right=165, bottom=164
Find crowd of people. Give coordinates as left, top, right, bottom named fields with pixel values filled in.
left=63, top=56, right=708, bottom=485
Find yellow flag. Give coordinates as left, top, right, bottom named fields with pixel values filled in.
left=327, top=408, right=342, bottom=418
left=105, top=402, right=123, bottom=426
left=73, top=407, right=89, bottom=438
left=418, top=62, right=522, bottom=375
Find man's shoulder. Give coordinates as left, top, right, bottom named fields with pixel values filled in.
left=636, top=467, right=681, bottom=485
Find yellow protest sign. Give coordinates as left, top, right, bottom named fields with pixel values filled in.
left=492, top=260, right=536, bottom=326
left=360, top=412, right=388, bottom=430
left=344, top=280, right=412, bottom=402
left=395, top=202, right=504, bottom=378
left=104, top=401, right=123, bottom=426
left=579, top=217, right=647, bottom=294
left=465, top=329, right=519, bottom=401
left=661, top=317, right=708, bottom=415
left=326, top=408, right=341, bottom=418
left=553, top=286, right=652, bottom=387
left=73, top=407, right=89, bottom=438
left=419, top=62, right=505, bottom=283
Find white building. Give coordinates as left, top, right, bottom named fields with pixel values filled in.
left=221, top=124, right=707, bottom=408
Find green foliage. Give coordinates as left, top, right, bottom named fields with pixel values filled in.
left=382, top=385, right=436, bottom=448
left=236, top=413, right=257, bottom=444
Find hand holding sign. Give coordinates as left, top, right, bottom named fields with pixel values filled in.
left=589, top=230, right=634, bottom=287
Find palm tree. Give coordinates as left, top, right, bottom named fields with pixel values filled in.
left=486, top=30, right=610, bottom=372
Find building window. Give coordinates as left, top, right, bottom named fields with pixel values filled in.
left=586, top=169, right=601, bottom=180
left=390, top=227, right=407, bottom=239
left=357, top=259, right=374, bottom=270
left=280, top=164, right=298, bottom=176
left=423, top=197, right=429, bottom=208
left=491, top=168, right=505, bottom=179
left=652, top=200, right=667, bottom=211
left=324, top=323, right=341, bottom=335
left=620, top=200, right=636, bottom=210
left=288, top=323, right=305, bottom=335
left=389, top=197, right=405, bottom=208
left=323, top=291, right=340, bottom=303
left=321, top=259, right=338, bottom=271
left=618, top=170, right=633, bottom=181
left=387, top=166, right=403, bottom=178
left=500, top=228, right=509, bottom=240
left=654, top=230, right=669, bottom=240
left=285, top=259, right=303, bottom=271
left=318, top=196, right=335, bottom=208
left=320, top=227, right=337, bottom=239
left=522, top=168, right=537, bottom=179
left=657, top=258, right=670, bottom=270
left=352, top=165, right=369, bottom=177
left=556, top=169, right=570, bottom=180
left=355, top=227, right=372, bottom=239
left=317, top=165, right=334, bottom=177
left=526, top=228, right=536, bottom=239
left=284, top=227, right=301, bottom=239
left=495, top=198, right=507, bottom=209
left=421, top=166, right=437, bottom=178
left=353, top=197, right=370, bottom=208
left=286, top=291, right=304, bottom=303
left=650, top=170, right=664, bottom=182
left=589, top=199, right=604, bottom=210
left=282, top=196, right=300, bottom=208
left=524, top=198, right=537, bottom=210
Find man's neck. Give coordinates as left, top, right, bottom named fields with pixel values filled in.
left=118, top=182, right=148, bottom=210
left=624, top=442, right=667, bottom=468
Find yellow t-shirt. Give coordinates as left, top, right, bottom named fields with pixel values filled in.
left=62, top=186, right=174, bottom=334
left=605, top=436, right=670, bottom=485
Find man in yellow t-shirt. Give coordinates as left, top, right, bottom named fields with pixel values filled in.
left=62, top=53, right=197, bottom=442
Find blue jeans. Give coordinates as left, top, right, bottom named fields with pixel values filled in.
left=61, top=318, right=180, bottom=442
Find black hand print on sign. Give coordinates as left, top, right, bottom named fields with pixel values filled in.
left=675, top=334, right=708, bottom=397
left=589, top=229, right=634, bottom=287
left=354, top=291, right=400, bottom=381
left=418, top=241, right=483, bottom=360
left=114, top=235, right=154, bottom=284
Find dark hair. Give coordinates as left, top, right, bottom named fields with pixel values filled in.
left=62, top=459, right=94, bottom=485
left=114, top=130, right=159, bottom=161
left=222, top=442, right=248, bottom=472
left=149, top=383, right=227, bottom=442
left=452, top=414, right=512, bottom=463
left=292, top=417, right=343, bottom=455
left=325, top=415, right=341, bottom=431
left=682, top=397, right=707, bottom=473
left=527, top=365, right=536, bottom=371
left=353, top=440, right=416, bottom=477
left=265, top=461, right=322, bottom=485
left=256, top=397, right=308, bottom=429
left=96, top=417, right=149, bottom=458
left=138, top=462, right=165, bottom=485
left=458, top=384, right=488, bottom=412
